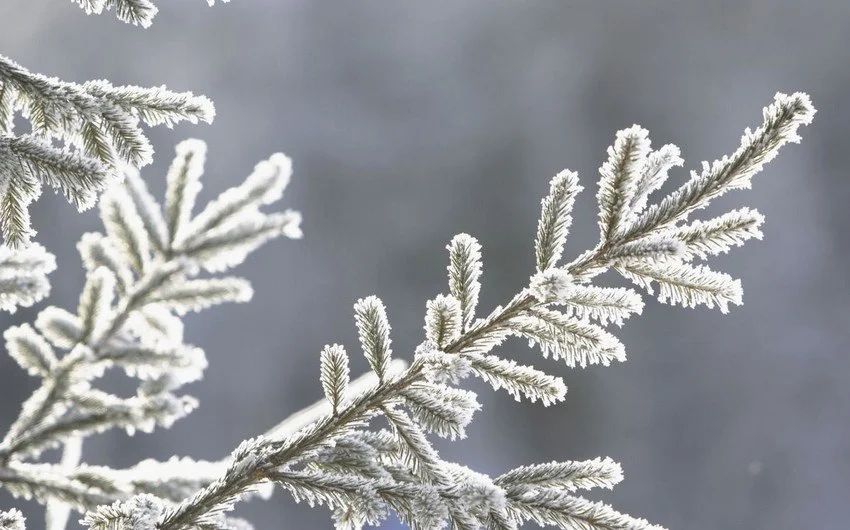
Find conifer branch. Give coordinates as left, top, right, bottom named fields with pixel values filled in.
left=618, top=92, right=814, bottom=242
left=147, top=93, right=812, bottom=530
left=0, top=54, right=214, bottom=248
left=536, top=170, right=582, bottom=273
left=0, top=141, right=300, bottom=521
left=0, top=93, right=812, bottom=529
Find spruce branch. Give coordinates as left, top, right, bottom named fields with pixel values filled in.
left=0, top=140, right=300, bottom=518
left=148, top=93, right=812, bottom=530
left=154, top=217, right=630, bottom=530
left=424, top=294, right=463, bottom=350
left=0, top=54, right=214, bottom=248
left=596, top=126, right=651, bottom=242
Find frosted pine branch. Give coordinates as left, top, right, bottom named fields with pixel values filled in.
left=0, top=54, right=213, bottom=247
left=535, top=170, right=582, bottom=272
left=557, top=284, right=644, bottom=327
left=464, top=353, right=567, bottom=405
left=4, top=324, right=57, bottom=378
left=143, top=93, right=811, bottom=530
left=400, top=382, right=480, bottom=440
left=627, top=144, right=683, bottom=215
left=447, top=234, right=483, bottom=331
left=503, top=491, right=665, bottom=530
left=0, top=93, right=812, bottom=530
left=0, top=140, right=300, bottom=519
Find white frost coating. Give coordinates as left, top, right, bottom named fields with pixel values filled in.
left=673, top=207, right=765, bottom=261
left=81, top=494, right=165, bottom=530
left=0, top=139, right=302, bottom=527
left=165, top=139, right=207, bottom=247
left=279, top=209, right=303, bottom=240
left=608, top=234, right=685, bottom=264
left=628, top=143, right=684, bottom=214
left=596, top=125, right=652, bottom=241
left=0, top=508, right=25, bottom=530
left=424, top=294, right=462, bottom=349
left=4, top=323, right=56, bottom=377
left=353, top=295, right=393, bottom=382
left=264, top=358, right=409, bottom=441
left=528, top=268, right=575, bottom=304
left=445, top=462, right=507, bottom=519
left=77, top=267, right=117, bottom=344
left=618, top=261, right=743, bottom=314
left=495, top=456, right=624, bottom=493
left=446, top=233, right=483, bottom=330
left=0, top=243, right=55, bottom=313
left=415, top=343, right=472, bottom=384
left=179, top=152, right=293, bottom=247
left=0, top=53, right=214, bottom=247
left=35, top=306, right=83, bottom=349
left=535, top=170, right=582, bottom=273
left=559, top=284, right=644, bottom=327
left=319, top=344, right=350, bottom=413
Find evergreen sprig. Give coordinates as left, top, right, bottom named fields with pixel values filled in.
left=0, top=54, right=214, bottom=247
left=0, top=139, right=300, bottom=526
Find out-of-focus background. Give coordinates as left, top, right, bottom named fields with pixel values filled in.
left=0, top=1, right=847, bottom=528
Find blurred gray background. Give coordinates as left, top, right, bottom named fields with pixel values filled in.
left=0, top=1, right=847, bottom=528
